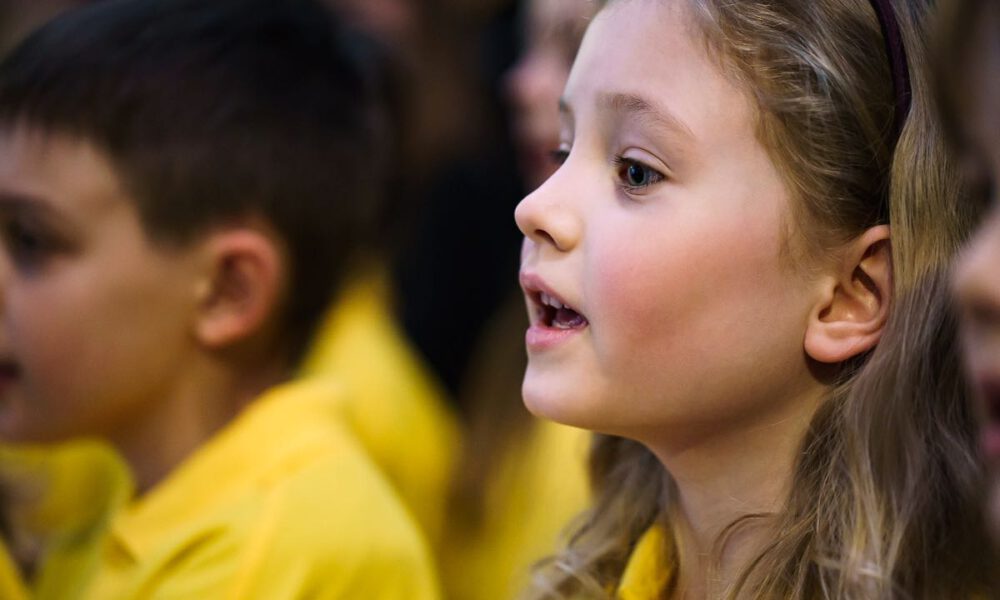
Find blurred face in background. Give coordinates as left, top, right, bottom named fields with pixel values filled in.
left=321, top=0, right=417, bottom=46
left=505, top=0, right=595, bottom=190
left=948, top=0, right=1000, bottom=540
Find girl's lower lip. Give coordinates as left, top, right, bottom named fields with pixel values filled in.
left=525, top=323, right=585, bottom=351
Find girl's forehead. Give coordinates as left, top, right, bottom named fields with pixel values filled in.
left=563, top=0, right=751, bottom=144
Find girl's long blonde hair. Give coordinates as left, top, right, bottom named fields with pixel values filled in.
left=527, top=0, right=996, bottom=597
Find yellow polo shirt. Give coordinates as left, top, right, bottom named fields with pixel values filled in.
left=81, top=380, right=440, bottom=599
left=617, top=523, right=674, bottom=600
left=299, top=270, right=460, bottom=547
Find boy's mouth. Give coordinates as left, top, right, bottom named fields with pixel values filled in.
left=981, top=377, right=1000, bottom=462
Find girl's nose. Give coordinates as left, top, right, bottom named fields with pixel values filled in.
left=514, top=173, right=581, bottom=253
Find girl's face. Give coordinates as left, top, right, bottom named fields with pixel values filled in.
left=951, top=0, right=1000, bottom=536
left=515, top=0, right=826, bottom=449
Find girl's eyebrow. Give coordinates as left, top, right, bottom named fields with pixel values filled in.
left=597, top=91, right=695, bottom=141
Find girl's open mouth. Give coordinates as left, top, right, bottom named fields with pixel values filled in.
left=519, top=272, right=588, bottom=350
left=538, top=291, right=588, bottom=330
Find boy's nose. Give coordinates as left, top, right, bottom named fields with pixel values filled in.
left=0, top=250, right=9, bottom=294
left=514, top=174, right=581, bottom=254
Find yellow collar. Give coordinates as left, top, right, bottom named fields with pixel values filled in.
left=618, top=523, right=674, bottom=600
left=108, top=379, right=347, bottom=560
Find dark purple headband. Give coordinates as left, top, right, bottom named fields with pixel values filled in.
left=868, top=0, right=912, bottom=145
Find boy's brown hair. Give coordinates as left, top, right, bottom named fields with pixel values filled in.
left=0, top=0, right=389, bottom=362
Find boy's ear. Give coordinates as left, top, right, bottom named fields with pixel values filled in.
left=804, top=225, right=892, bottom=364
left=193, top=228, right=285, bottom=350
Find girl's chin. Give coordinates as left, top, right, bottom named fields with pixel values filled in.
left=522, top=381, right=589, bottom=427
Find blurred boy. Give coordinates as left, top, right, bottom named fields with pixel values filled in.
left=0, top=0, right=438, bottom=597
left=939, top=0, right=1000, bottom=547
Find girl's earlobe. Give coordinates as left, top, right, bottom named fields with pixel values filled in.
left=804, top=226, right=892, bottom=364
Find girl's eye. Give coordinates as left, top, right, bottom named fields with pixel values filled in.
left=613, top=156, right=665, bottom=191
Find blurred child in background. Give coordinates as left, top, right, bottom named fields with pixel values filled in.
left=435, top=1, right=596, bottom=599
left=516, top=0, right=995, bottom=596
left=297, top=237, right=460, bottom=548
left=938, top=0, right=1000, bottom=550
left=0, top=0, right=438, bottom=597
left=305, top=2, right=596, bottom=597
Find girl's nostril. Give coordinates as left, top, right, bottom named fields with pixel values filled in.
left=535, top=229, right=558, bottom=247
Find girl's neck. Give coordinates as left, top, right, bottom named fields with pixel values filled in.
left=646, top=385, right=826, bottom=599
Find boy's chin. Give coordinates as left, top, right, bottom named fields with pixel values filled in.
left=0, top=400, right=28, bottom=443
left=0, top=400, right=75, bottom=445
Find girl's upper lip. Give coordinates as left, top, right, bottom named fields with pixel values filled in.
left=518, top=271, right=580, bottom=312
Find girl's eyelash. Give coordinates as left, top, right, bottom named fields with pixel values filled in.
left=612, top=155, right=665, bottom=192
left=549, top=149, right=570, bottom=166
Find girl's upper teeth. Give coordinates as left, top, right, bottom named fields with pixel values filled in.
left=541, top=292, right=564, bottom=310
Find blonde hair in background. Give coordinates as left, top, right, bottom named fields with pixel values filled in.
left=526, top=0, right=997, bottom=597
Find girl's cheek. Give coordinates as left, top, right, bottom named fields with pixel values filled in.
left=589, top=237, right=691, bottom=355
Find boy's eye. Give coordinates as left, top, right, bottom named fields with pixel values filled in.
left=959, top=153, right=996, bottom=212
left=1, top=219, right=54, bottom=270
left=614, top=156, right=664, bottom=191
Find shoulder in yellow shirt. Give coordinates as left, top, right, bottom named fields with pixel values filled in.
left=299, top=270, right=460, bottom=546
left=82, top=380, right=440, bottom=600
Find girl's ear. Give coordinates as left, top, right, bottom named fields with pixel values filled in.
left=192, top=228, right=284, bottom=350
left=804, top=225, right=892, bottom=364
